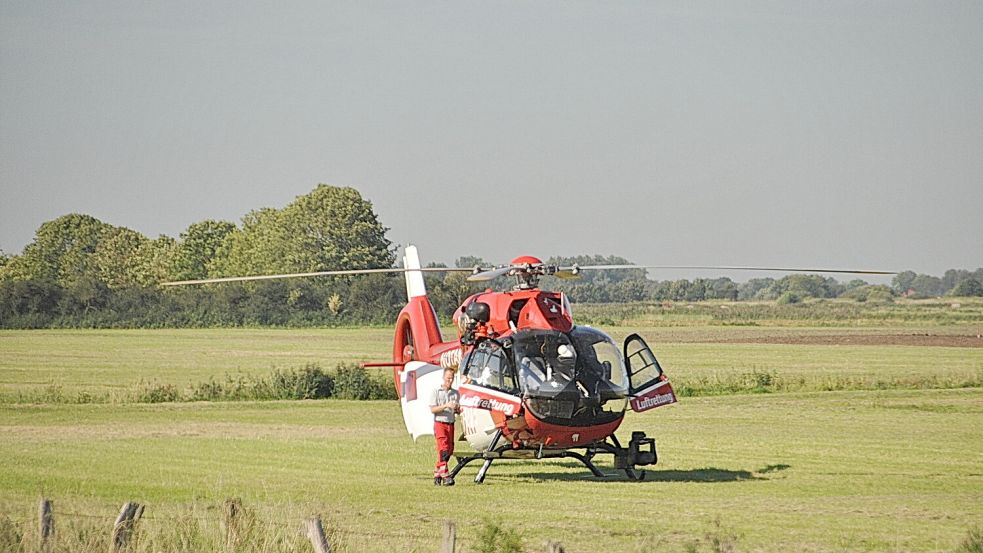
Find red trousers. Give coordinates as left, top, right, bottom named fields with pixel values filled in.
left=434, top=421, right=455, bottom=477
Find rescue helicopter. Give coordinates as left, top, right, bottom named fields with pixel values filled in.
left=166, top=246, right=893, bottom=483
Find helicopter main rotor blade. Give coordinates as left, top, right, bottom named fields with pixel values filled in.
left=162, top=267, right=474, bottom=286
left=552, top=269, right=581, bottom=280
left=562, top=265, right=896, bottom=275
left=467, top=266, right=513, bottom=282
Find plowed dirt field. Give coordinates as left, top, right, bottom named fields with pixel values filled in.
left=721, top=333, right=983, bottom=347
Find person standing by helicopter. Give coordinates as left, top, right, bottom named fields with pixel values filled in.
left=429, top=367, right=461, bottom=486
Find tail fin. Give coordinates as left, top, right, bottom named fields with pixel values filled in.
left=403, top=245, right=427, bottom=298
left=392, top=245, right=444, bottom=396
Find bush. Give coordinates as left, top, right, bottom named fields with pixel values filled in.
left=137, top=381, right=180, bottom=403
left=843, top=284, right=895, bottom=304
left=187, top=366, right=334, bottom=401
left=776, top=292, right=801, bottom=305
left=333, top=363, right=395, bottom=400
left=269, top=364, right=334, bottom=399
left=742, top=370, right=776, bottom=393
left=187, top=377, right=226, bottom=401
left=6, top=363, right=393, bottom=405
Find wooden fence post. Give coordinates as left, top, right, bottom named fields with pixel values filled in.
left=440, top=520, right=456, bottom=553
left=38, top=498, right=53, bottom=549
left=545, top=541, right=565, bottom=553
left=109, top=502, right=143, bottom=552
left=304, top=516, right=332, bottom=553
left=223, top=498, right=243, bottom=548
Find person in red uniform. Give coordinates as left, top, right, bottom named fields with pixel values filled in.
left=429, top=367, right=461, bottom=486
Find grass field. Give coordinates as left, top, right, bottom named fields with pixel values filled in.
left=1, top=391, right=981, bottom=552
left=1, top=324, right=981, bottom=400
left=1, top=306, right=982, bottom=551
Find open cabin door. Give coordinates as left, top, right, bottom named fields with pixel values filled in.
left=624, top=333, right=677, bottom=413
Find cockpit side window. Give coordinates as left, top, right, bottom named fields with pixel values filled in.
left=462, top=340, right=517, bottom=393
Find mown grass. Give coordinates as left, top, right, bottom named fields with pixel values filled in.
left=1, top=301, right=981, bottom=551
left=2, top=325, right=982, bottom=402
left=0, top=328, right=395, bottom=398
left=0, top=390, right=981, bottom=552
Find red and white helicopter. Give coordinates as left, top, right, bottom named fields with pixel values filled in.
left=382, top=246, right=675, bottom=482
left=168, top=245, right=892, bottom=483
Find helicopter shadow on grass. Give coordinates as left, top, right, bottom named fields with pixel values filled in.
left=504, top=462, right=791, bottom=483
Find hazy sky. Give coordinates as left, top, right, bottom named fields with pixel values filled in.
left=2, top=1, right=981, bottom=283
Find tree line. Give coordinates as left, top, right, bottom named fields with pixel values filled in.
left=1, top=185, right=980, bottom=328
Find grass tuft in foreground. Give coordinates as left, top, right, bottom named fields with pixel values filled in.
left=958, top=525, right=983, bottom=553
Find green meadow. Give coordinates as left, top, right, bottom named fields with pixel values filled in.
left=1, top=324, right=980, bottom=400
left=1, top=305, right=982, bottom=551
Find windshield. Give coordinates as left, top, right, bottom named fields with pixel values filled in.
left=512, top=327, right=628, bottom=425
left=568, top=326, right=629, bottom=397
left=513, top=330, right=577, bottom=398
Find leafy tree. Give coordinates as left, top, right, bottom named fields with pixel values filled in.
left=345, top=273, right=404, bottom=323
left=909, top=274, right=945, bottom=297
left=428, top=271, right=481, bottom=316
left=284, top=185, right=393, bottom=269
left=610, top=279, right=648, bottom=302
left=769, top=274, right=842, bottom=299
left=455, top=256, right=490, bottom=270
left=685, top=278, right=708, bottom=302
left=949, top=278, right=983, bottom=297
left=738, top=278, right=775, bottom=300
left=891, top=271, right=916, bottom=294
left=134, top=236, right=178, bottom=286
left=845, top=279, right=868, bottom=291
left=171, top=220, right=236, bottom=281
left=94, top=228, right=177, bottom=288
left=707, top=277, right=738, bottom=301
left=942, top=269, right=970, bottom=293
left=545, top=255, right=647, bottom=284
left=543, top=255, right=646, bottom=302
left=208, top=208, right=287, bottom=277
left=665, top=279, right=693, bottom=302
left=93, top=226, right=151, bottom=289
left=2, top=214, right=111, bottom=285
left=210, top=185, right=394, bottom=277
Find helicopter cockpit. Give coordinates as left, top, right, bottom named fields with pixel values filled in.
left=461, top=327, right=630, bottom=426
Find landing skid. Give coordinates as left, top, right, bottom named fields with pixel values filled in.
left=448, top=431, right=656, bottom=484
left=448, top=448, right=606, bottom=484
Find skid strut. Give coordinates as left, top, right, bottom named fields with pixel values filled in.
left=448, top=431, right=658, bottom=484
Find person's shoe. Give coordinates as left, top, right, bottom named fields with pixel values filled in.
left=441, top=476, right=455, bottom=486
left=434, top=476, right=442, bottom=486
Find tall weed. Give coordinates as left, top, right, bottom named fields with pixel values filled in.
left=474, top=519, right=525, bottom=553
left=957, top=525, right=983, bottom=553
